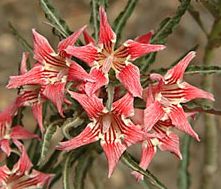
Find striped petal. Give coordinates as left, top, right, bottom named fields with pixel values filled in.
left=0, top=139, right=11, bottom=156
left=10, top=125, right=39, bottom=140
left=134, top=31, right=153, bottom=44
left=32, top=102, right=44, bottom=133
left=20, top=52, right=29, bottom=74
left=83, top=30, right=95, bottom=44
left=68, top=91, right=104, bottom=119
left=116, top=63, right=143, bottom=98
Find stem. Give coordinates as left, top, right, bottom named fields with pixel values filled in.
left=200, top=20, right=219, bottom=189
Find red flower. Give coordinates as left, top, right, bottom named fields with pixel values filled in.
left=143, top=51, right=214, bottom=140
left=0, top=102, right=38, bottom=156
left=0, top=142, right=53, bottom=189
left=57, top=92, right=144, bottom=177
left=7, top=27, right=93, bottom=116
left=65, top=7, right=165, bottom=97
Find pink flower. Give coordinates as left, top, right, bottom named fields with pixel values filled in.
left=0, top=102, right=38, bottom=156
left=0, top=142, right=53, bottom=189
left=7, top=27, right=93, bottom=116
left=143, top=51, right=214, bottom=140
left=131, top=109, right=183, bottom=181
left=57, top=92, right=144, bottom=177
left=65, top=7, right=165, bottom=97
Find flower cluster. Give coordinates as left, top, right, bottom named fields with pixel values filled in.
left=1, top=6, right=214, bottom=187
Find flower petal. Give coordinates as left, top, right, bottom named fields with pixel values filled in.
left=32, top=29, right=55, bottom=63
left=159, top=132, right=182, bottom=159
left=83, top=30, right=95, bottom=44
left=125, top=40, right=165, bottom=60
left=101, top=141, right=127, bottom=177
left=7, top=65, right=45, bottom=88
left=112, top=93, right=134, bottom=118
left=67, top=60, right=94, bottom=82
left=144, top=101, right=165, bottom=132
left=85, top=68, right=109, bottom=96
left=168, top=105, right=200, bottom=141
left=10, top=125, right=39, bottom=140
left=164, top=51, right=196, bottom=84
left=131, top=108, right=144, bottom=125
left=66, top=44, right=98, bottom=67
left=43, top=82, right=65, bottom=117
left=68, top=91, right=104, bottom=119
left=20, top=52, right=29, bottom=74
left=132, top=141, right=156, bottom=181
left=134, top=31, right=153, bottom=44
left=57, top=25, right=86, bottom=53
left=31, top=102, right=44, bottom=133
left=181, top=82, right=215, bottom=102
left=98, top=7, right=116, bottom=45
left=57, top=122, right=99, bottom=151
left=116, top=63, right=143, bottom=97
left=0, top=139, right=11, bottom=156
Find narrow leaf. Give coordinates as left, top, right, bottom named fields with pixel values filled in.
left=141, top=0, right=191, bottom=71
left=9, top=22, right=33, bottom=54
left=38, top=121, right=60, bottom=166
left=122, top=152, right=168, bottom=189
left=113, top=0, right=138, bottom=43
left=63, top=152, right=74, bottom=189
left=177, top=134, right=191, bottom=189
left=39, top=0, right=71, bottom=38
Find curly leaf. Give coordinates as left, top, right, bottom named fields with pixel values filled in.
left=38, top=121, right=59, bottom=166
left=113, top=0, right=138, bottom=43
left=39, top=0, right=71, bottom=38
left=122, top=152, right=168, bottom=189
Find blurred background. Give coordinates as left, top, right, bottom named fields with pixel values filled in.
left=0, top=1, right=220, bottom=189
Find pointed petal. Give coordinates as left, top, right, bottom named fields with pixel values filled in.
left=98, top=7, right=116, bottom=45
left=67, top=60, right=94, bottom=82
left=7, top=65, right=45, bottom=88
left=124, top=40, right=165, bottom=60
left=13, top=143, right=32, bottom=174
left=168, top=105, right=200, bottom=141
left=85, top=68, right=109, bottom=96
left=20, top=52, right=29, bottom=74
left=66, top=43, right=97, bottom=67
left=134, top=31, right=153, bottom=44
left=181, top=82, right=215, bottom=102
left=112, top=93, right=134, bottom=117
left=57, top=25, right=86, bottom=52
left=68, top=91, right=104, bottom=119
left=32, top=102, right=44, bottom=133
left=164, top=51, right=196, bottom=84
left=30, top=170, right=54, bottom=188
left=83, top=30, right=95, bottom=44
left=32, top=29, right=55, bottom=63
left=43, top=82, right=65, bottom=117
left=144, top=101, right=165, bottom=132
left=10, top=125, right=39, bottom=140
left=0, top=139, right=11, bottom=156
left=145, top=84, right=156, bottom=106
left=57, top=122, right=99, bottom=151
left=0, top=101, right=17, bottom=122
left=132, top=141, right=156, bottom=181
left=159, top=132, right=182, bottom=159
left=101, top=141, right=127, bottom=177
left=116, top=64, right=143, bottom=97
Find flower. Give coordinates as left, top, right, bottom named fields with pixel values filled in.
left=57, top=92, right=144, bottom=177
left=0, top=102, right=38, bottom=156
left=7, top=27, right=93, bottom=116
left=0, top=142, right=53, bottom=189
left=131, top=108, right=184, bottom=181
left=143, top=51, right=214, bottom=140
left=65, top=7, right=165, bottom=97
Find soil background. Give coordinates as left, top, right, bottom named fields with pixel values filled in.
left=0, top=1, right=221, bottom=189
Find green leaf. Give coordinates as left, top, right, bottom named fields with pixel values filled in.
left=141, top=0, right=191, bottom=71
left=122, top=152, right=168, bottom=189
left=74, top=152, right=95, bottom=189
left=113, top=0, right=138, bottom=43
left=177, top=134, right=191, bottom=189
left=39, top=0, right=71, bottom=38
left=9, top=22, right=33, bottom=54
left=63, top=152, right=74, bottom=189
left=38, top=121, right=59, bottom=166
